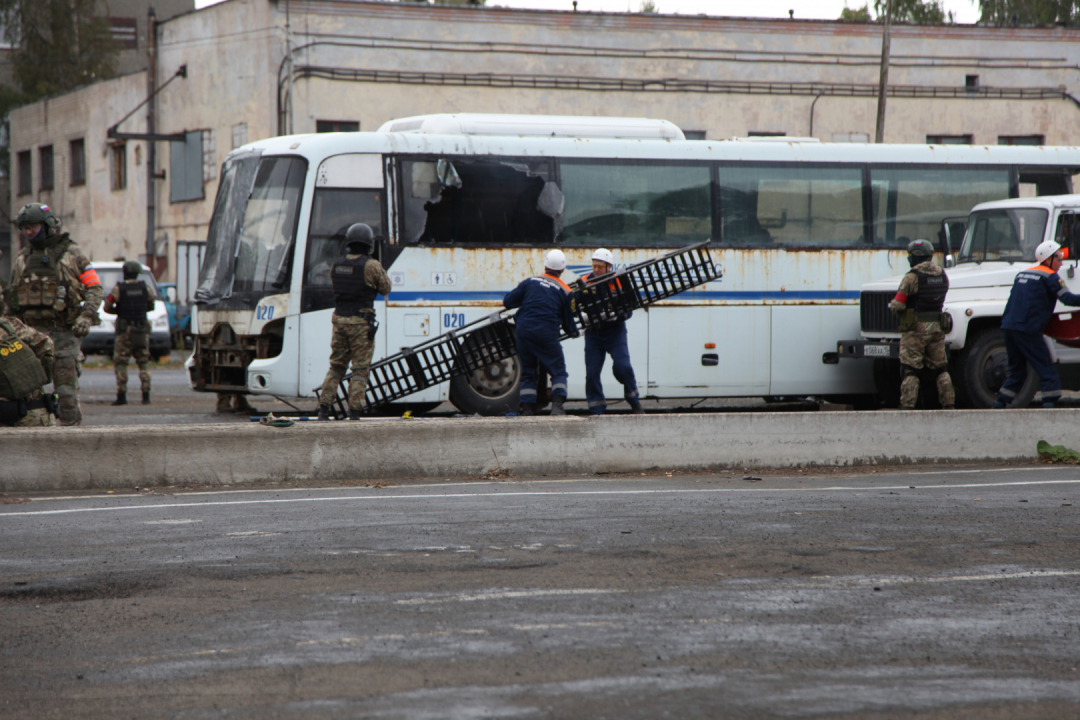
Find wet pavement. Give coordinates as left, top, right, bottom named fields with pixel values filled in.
left=2, top=467, right=1079, bottom=718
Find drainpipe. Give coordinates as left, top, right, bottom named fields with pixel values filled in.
left=808, top=94, right=823, bottom=137
left=147, top=7, right=158, bottom=266
left=875, top=0, right=893, bottom=143
left=286, top=0, right=294, bottom=134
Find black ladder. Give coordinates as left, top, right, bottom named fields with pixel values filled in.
left=319, top=241, right=722, bottom=418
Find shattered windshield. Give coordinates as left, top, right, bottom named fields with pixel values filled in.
left=958, top=208, right=1048, bottom=264
left=399, top=158, right=560, bottom=245
left=232, top=157, right=307, bottom=294
left=194, top=150, right=261, bottom=303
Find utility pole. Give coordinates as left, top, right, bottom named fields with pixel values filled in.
left=286, top=0, right=294, bottom=134
left=874, top=0, right=893, bottom=143
left=147, top=7, right=158, bottom=265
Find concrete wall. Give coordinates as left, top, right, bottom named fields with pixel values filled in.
left=0, top=410, right=1073, bottom=491
left=8, top=0, right=1080, bottom=280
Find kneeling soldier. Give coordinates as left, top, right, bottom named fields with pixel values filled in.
left=0, top=292, right=56, bottom=428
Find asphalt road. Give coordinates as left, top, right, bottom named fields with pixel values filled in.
left=3, top=466, right=1079, bottom=718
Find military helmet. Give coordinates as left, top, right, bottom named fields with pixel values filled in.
left=907, top=239, right=934, bottom=258
left=123, top=260, right=142, bottom=279
left=16, top=202, right=59, bottom=230
left=343, top=223, right=375, bottom=253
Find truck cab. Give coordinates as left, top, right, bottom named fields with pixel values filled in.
left=838, top=194, right=1080, bottom=408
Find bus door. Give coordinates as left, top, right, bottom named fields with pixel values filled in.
left=297, top=154, right=387, bottom=398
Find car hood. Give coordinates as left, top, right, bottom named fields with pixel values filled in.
left=860, top=261, right=1029, bottom=293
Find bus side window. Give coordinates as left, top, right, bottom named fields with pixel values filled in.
left=399, top=158, right=558, bottom=246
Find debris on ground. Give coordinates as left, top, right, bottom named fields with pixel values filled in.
left=1036, top=440, right=1080, bottom=463
left=259, top=413, right=296, bottom=428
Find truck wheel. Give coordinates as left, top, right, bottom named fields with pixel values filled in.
left=449, top=353, right=521, bottom=416
left=872, top=359, right=901, bottom=408
left=953, top=329, right=1036, bottom=409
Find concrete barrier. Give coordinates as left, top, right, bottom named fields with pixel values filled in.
left=0, top=410, right=1074, bottom=492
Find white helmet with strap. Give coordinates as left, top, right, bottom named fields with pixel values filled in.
left=1035, top=239, right=1062, bottom=264
left=591, top=248, right=614, bottom=266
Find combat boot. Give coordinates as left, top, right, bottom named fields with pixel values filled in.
left=112, top=391, right=127, bottom=406
left=234, top=395, right=256, bottom=414
left=550, top=398, right=566, bottom=416
left=520, top=402, right=536, bottom=416
left=348, top=408, right=362, bottom=421
left=317, top=404, right=332, bottom=421
left=142, top=391, right=151, bottom=405
left=627, top=397, right=645, bottom=415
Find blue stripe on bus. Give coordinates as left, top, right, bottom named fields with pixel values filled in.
left=388, top=290, right=860, bottom=302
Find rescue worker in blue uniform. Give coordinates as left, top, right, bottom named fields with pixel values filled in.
left=578, top=248, right=644, bottom=415
left=503, top=249, right=579, bottom=416
left=995, top=239, right=1080, bottom=408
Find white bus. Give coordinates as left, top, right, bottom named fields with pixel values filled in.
left=187, top=113, right=1080, bottom=412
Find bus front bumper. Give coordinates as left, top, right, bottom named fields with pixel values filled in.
left=836, top=338, right=900, bottom=361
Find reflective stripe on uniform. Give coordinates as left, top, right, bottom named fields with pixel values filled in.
left=79, top=269, right=101, bottom=286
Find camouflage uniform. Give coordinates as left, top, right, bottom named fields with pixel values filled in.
left=889, top=260, right=955, bottom=409
left=104, top=281, right=153, bottom=395
left=7, top=230, right=103, bottom=426
left=0, top=313, right=56, bottom=428
left=318, top=254, right=392, bottom=413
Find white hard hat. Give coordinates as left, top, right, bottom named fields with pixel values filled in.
left=591, top=248, right=614, bottom=266
left=1035, top=240, right=1062, bottom=264
left=544, top=249, right=567, bottom=271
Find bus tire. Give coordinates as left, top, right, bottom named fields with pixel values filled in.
left=952, top=329, right=1036, bottom=409
left=872, top=359, right=901, bottom=408
left=449, top=354, right=522, bottom=416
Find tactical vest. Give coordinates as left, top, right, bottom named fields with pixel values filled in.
left=0, top=320, right=48, bottom=401
left=332, top=255, right=377, bottom=316
left=14, top=236, right=79, bottom=324
left=910, top=268, right=949, bottom=312
left=117, top=281, right=150, bottom=323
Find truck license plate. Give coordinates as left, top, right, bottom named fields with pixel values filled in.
left=864, top=345, right=891, bottom=357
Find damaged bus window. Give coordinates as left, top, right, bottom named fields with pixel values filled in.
left=233, top=157, right=306, bottom=294
left=560, top=160, right=712, bottom=246
left=399, top=158, right=559, bottom=245
left=301, top=188, right=384, bottom=312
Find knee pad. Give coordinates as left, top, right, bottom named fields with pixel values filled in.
left=900, top=364, right=920, bottom=380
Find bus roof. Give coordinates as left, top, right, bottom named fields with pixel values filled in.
left=375, top=113, right=685, bottom=140
left=971, top=194, right=1080, bottom=212
left=233, top=131, right=1080, bottom=169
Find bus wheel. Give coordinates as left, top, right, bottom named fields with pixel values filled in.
left=449, top=354, right=521, bottom=416
left=952, top=329, right=1036, bottom=409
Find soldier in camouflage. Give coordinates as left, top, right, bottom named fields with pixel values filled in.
left=6, top=203, right=103, bottom=426
left=103, top=260, right=154, bottom=406
left=317, top=224, right=392, bottom=420
left=889, top=239, right=955, bottom=410
left=0, top=285, right=57, bottom=428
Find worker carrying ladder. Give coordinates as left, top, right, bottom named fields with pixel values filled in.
left=318, top=241, right=722, bottom=418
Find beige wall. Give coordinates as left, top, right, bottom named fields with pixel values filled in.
left=9, top=72, right=149, bottom=265
left=10, top=0, right=1080, bottom=281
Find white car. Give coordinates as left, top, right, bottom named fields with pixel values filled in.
left=80, top=261, right=171, bottom=357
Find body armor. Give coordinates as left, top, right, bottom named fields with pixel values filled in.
left=910, top=269, right=949, bottom=313
left=14, top=236, right=79, bottom=325
left=117, top=281, right=150, bottom=323
left=0, top=320, right=49, bottom=400
left=331, top=255, right=377, bottom=316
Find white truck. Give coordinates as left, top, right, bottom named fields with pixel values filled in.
left=837, top=194, right=1080, bottom=408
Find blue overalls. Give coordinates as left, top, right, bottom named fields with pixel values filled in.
left=503, top=274, right=578, bottom=404
left=998, top=264, right=1080, bottom=406
left=581, top=273, right=640, bottom=414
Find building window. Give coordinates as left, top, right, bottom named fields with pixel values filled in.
left=927, top=135, right=974, bottom=145
left=999, top=135, right=1044, bottom=146
left=69, top=138, right=86, bottom=186
left=748, top=131, right=787, bottom=137
left=111, top=144, right=127, bottom=191
left=831, top=132, right=870, bottom=143
left=965, top=74, right=979, bottom=91
left=682, top=130, right=706, bottom=140
left=231, top=122, right=248, bottom=150
left=17, top=150, right=31, bottom=195
left=109, top=17, right=138, bottom=49
left=170, top=131, right=204, bottom=202
left=316, top=120, right=359, bottom=133
left=202, top=129, right=216, bottom=182
left=39, top=145, right=54, bottom=190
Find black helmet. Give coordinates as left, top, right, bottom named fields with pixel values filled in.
left=907, top=239, right=934, bottom=258
left=343, top=223, right=375, bottom=253
left=123, top=260, right=142, bottom=279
